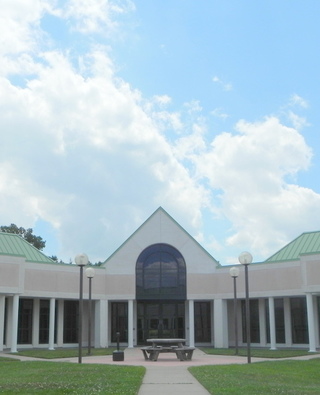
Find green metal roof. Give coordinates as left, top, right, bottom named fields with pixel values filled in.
left=265, top=231, right=320, bottom=262
left=0, top=232, right=54, bottom=264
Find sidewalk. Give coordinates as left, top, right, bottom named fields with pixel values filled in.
left=138, top=364, right=210, bottom=395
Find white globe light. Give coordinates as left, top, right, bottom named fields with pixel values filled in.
left=85, top=267, right=95, bottom=278
left=229, top=266, right=240, bottom=278
left=75, top=253, right=89, bottom=267
left=238, top=251, right=253, bottom=265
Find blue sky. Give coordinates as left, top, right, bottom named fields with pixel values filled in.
left=1, top=0, right=320, bottom=265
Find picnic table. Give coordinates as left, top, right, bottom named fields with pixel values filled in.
left=140, top=338, right=195, bottom=361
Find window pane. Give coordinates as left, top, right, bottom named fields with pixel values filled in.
left=136, top=244, right=186, bottom=300
left=63, top=300, right=78, bottom=343
left=195, top=302, right=211, bottom=342
left=18, top=299, right=33, bottom=344
left=275, top=298, right=285, bottom=343
left=111, top=302, right=128, bottom=342
left=291, top=297, right=308, bottom=344
left=39, top=300, right=50, bottom=344
left=241, top=299, right=260, bottom=343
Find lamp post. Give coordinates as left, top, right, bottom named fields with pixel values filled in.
left=238, top=251, right=253, bottom=364
left=229, top=266, right=240, bottom=355
left=75, top=253, right=89, bottom=364
left=85, top=267, right=95, bottom=356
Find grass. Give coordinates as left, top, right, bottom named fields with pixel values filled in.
left=200, top=347, right=316, bottom=358
left=0, top=356, right=17, bottom=362
left=3, top=347, right=319, bottom=394
left=0, top=360, right=145, bottom=394
left=189, top=358, right=320, bottom=394
left=12, top=347, right=116, bottom=359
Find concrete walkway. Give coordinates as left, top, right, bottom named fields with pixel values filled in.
left=138, top=364, right=210, bottom=395
left=1, top=347, right=319, bottom=395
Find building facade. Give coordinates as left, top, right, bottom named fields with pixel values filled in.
left=0, top=207, right=320, bottom=352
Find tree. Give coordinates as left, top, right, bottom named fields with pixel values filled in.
left=0, top=223, right=46, bottom=251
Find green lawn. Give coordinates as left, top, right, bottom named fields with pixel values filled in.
left=200, top=347, right=316, bottom=358
left=3, top=347, right=320, bottom=394
left=0, top=360, right=145, bottom=394
left=13, top=347, right=116, bottom=359
left=190, top=358, right=320, bottom=394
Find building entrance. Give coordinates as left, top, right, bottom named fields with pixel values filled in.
left=137, top=302, right=185, bottom=344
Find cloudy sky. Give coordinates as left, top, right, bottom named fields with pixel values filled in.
left=1, top=0, right=320, bottom=265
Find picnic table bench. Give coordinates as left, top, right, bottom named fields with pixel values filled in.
left=140, top=339, right=195, bottom=361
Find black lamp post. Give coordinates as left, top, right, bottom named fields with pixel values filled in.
left=229, top=266, right=240, bottom=355
left=85, top=267, right=95, bottom=356
left=75, top=253, right=89, bottom=364
left=238, top=251, right=253, bottom=364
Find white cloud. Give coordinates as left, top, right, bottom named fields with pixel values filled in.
left=211, top=107, right=229, bottom=119
left=0, top=162, right=68, bottom=229
left=194, top=116, right=319, bottom=259
left=184, top=100, right=203, bottom=113
left=62, top=0, right=135, bottom=34
left=287, top=111, right=309, bottom=130
left=0, top=3, right=206, bottom=261
left=289, top=94, right=308, bottom=109
left=212, top=75, right=233, bottom=91
left=153, top=95, right=172, bottom=106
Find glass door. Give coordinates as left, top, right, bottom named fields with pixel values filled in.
left=137, top=302, right=185, bottom=344
left=111, top=302, right=128, bottom=342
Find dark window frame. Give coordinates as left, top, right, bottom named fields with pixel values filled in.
left=241, top=299, right=260, bottom=343
left=136, top=243, right=186, bottom=300
left=290, top=297, right=308, bottom=344
left=194, top=301, right=211, bottom=343
left=63, top=300, right=79, bottom=343
left=18, top=299, right=33, bottom=344
left=111, top=302, right=128, bottom=343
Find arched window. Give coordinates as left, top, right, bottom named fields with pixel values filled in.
left=136, top=244, right=186, bottom=300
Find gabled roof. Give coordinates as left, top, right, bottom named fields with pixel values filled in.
left=265, top=231, right=320, bottom=263
left=103, top=206, right=220, bottom=265
left=0, top=232, right=54, bottom=264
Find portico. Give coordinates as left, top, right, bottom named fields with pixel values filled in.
left=0, top=207, right=320, bottom=353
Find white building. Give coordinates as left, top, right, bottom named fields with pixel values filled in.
left=1, top=207, right=319, bottom=352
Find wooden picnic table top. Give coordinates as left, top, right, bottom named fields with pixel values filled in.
left=146, top=338, right=186, bottom=345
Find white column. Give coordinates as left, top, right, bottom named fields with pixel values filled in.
left=128, top=300, right=134, bottom=348
left=306, top=293, right=316, bottom=352
left=188, top=300, right=195, bottom=347
left=95, top=300, right=108, bottom=348
left=33, top=299, right=40, bottom=347
left=214, top=299, right=228, bottom=348
left=268, top=297, right=277, bottom=350
left=0, top=296, right=5, bottom=351
left=11, top=295, right=19, bottom=353
left=49, top=298, right=55, bottom=350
